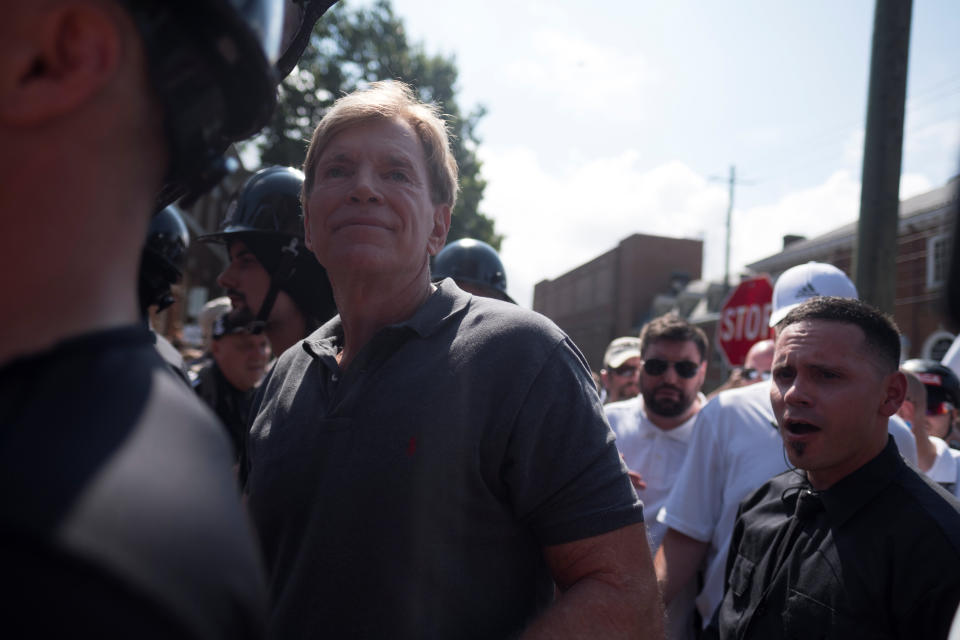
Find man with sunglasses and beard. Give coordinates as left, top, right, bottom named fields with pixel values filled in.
left=606, top=313, right=708, bottom=640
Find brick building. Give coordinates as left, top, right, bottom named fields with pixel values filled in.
left=532, top=233, right=703, bottom=371
left=745, top=177, right=958, bottom=360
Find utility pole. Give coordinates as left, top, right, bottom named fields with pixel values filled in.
left=724, top=165, right=735, bottom=292
left=855, top=0, right=912, bottom=314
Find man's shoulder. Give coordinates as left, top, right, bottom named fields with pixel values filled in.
left=463, top=295, right=567, bottom=340
left=695, top=382, right=776, bottom=437
left=889, top=460, right=960, bottom=554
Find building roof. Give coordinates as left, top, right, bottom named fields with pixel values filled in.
left=746, top=177, right=959, bottom=273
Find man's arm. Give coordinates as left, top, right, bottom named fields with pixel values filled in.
left=521, top=523, right=664, bottom=640
left=654, top=527, right=709, bottom=605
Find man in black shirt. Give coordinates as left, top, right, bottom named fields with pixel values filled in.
left=709, top=297, right=960, bottom=639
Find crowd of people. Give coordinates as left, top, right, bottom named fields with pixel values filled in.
left=3, top=1, right=960, bottom=638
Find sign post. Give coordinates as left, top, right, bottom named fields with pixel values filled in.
left=717, top=276, right=775, bottom=367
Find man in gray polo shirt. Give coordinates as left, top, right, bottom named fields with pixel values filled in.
left=244, top=81, right=663, bottom=639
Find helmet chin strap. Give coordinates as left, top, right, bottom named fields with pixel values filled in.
left=253, top=237, right=303, bottom=331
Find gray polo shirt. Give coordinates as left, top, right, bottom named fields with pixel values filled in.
left=245, top=279, right=643, bottom=638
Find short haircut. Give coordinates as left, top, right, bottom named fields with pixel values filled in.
left=639, top=313, right=709, bottom=361
left=301, top=80, right=459, bottom=209
left=777, top=297, right=902, bottom=373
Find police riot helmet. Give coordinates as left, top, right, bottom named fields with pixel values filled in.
left=902, top=359, right=960, bottom=409
left=200, top=166, right=336, bottom=324
left=125, top=0, right=339, bottom=209
left=139, top=205, right=190, bottom=314
left=432, top=238, right=514, bottom=303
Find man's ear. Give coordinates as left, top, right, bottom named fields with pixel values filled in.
left=0, top=4, right=121, bottom=125
left=880, top=370, right=908, bottom=418
left=210, top=339, right=222, bottom=359
left=426, top=204, right=452, bottom=256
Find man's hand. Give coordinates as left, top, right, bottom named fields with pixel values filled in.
left=627, top=469, right=646, bottom=491
left=521, top=523, right=665, bottom=639
left=654, top=527, right=709, bottom=606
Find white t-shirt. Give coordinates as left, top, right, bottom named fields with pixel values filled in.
left=657, top=382, right=785, bottom=626
left=924, top=435, right=960, bottom=497
left=658, top=382, right=921, bottom=627
left=606, top=392, right=703, bottom=640
left=605, top=393, right=702, bottom=550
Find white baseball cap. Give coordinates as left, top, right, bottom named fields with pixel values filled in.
left=603, top=337, right=641, bottom=369
left=768, top=262, right=858, bottom=327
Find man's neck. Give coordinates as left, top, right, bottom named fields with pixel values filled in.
left=330, top=268, right=434, bottom=371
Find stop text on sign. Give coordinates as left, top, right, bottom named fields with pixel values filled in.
left=719, top=302, right=773, bottom=342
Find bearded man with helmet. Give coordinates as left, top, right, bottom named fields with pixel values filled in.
left=201, top=165, right=337, bottom=357
left=0, top=1, right=337, bottom=636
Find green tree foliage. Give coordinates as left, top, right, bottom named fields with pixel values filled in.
left=255, top=0, right=502, bottom=249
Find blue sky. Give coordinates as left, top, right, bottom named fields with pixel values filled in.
left=355, top=0, right=960, bottom=307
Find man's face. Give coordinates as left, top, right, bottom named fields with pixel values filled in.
left=771, top=319, right=904, bottom=490
left=211, top=332, right=271, bottom=391
left=640, top=340, right=706, bottom=418
left=303, top=117, right=450, bottom=279
left=218, top=240, right=271, bottom=316
left=217, top=239, right=298, bottom=323
left=601, top=356, right=641, bottom=403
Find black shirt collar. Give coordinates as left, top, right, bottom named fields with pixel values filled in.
left=783, top=437, right=901, bottom=527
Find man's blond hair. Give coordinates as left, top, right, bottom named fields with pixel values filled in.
left=301, top=80, right=459, bottom=208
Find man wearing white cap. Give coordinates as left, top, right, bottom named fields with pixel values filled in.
left=600, top=336, right=643, bottom=404
left=653, top=261, right=918, bottom=632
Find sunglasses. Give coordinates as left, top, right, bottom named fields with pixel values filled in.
left=927, top=401, right=955, bottom=417
left=742, top=368, right=770, bottom=382
left=642, top=358, right=700, bottom=379
left=612, top=365, right=639, bottom=378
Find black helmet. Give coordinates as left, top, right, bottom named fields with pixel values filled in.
left=433, top=238, right=514, bottom=303
left=139, top=205, right=190, bottom=315
left=902, top=359, right=960, bottom=408
left=200, top=166, right=336, bottom=324
left=125, top=0, right=339, bottom=209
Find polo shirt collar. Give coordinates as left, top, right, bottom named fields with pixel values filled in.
left=302, top=279, right=471, bottom=359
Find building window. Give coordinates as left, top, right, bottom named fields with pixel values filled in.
left=927, top=233, right=951, bottom=290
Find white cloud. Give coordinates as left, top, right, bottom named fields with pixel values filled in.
left=479, top=146, right=726, bottom=308
left=732, top=170, right=861, bottom=273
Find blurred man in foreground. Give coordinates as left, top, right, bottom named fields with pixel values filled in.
left=244, top=81, right=662, bottom=639
left=0, top=1, right=336, bottom=635
left=708, top=297, right=960, bottom=639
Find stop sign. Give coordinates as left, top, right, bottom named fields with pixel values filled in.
left=717, top=277, right=775, bottom=367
